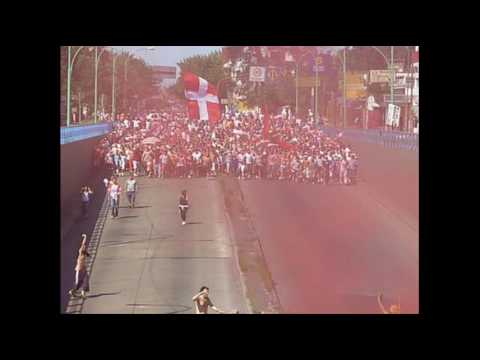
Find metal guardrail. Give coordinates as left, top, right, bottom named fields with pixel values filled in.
left=60, top=123, right=113, bottom=145
left=318, top=126, right=419, bottom=152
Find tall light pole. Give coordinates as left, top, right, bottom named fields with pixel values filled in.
left=66, top=46, right=85, bottom=127
left=295, top=51, right=313, bottom=118
left=315, top=56, right=318, bottom=124
left=343, top=47, right=346, bottom=128
left=112, top=53, right=117, bottom=122
left=92, top=46, right=110, bottom=123
left=391, top=46, right=394, bottom=129
left=370, top=46, right=395, bottom=130
left=336, top=47, right=351, bottom=129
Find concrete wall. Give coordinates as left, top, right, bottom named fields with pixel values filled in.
left=60, top=135, right=104, bottom=212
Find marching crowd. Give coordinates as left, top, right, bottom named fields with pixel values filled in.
left=92, top=101, right=359, bottom=186
left=73, top=100, right=362, bottom=307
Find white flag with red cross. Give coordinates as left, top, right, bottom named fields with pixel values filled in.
left=183, top=72, right=221, bottom=125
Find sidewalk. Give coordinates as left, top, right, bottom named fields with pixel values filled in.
left=65, top=176, right=250, bottom=314
left=60, top=168, right=111, bottom=312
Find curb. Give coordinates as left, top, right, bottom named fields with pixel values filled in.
left=223, top=195, right=254, bottom=315
left=65, top=194, right=109, bottom=314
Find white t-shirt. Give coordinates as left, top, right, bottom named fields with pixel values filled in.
left=126, top=179, right=137, bottom=192
left=193, top=152, right=202, bottom=163
left=109, top=184, right=121, bottom=200
left=245, top=153, right=252, bottom=165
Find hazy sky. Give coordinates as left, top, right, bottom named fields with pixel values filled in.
left=110, top=46, right=345, bottom=86
left=111, top=46, right=344, bottom=67
left=112, top=46, right=222, bottom=66
left=111, top=46, right=222, bottom=86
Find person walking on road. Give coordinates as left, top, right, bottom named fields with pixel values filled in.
left=80, top=186, right=93, bottom=219
left=178, top=189, right=189, bottom=226
left=108, top=178, right=121, bottom=219
left=125, top=176, right=137, bottom=208
left=192, top=286, right=237, bottom=314
left=69, top=234, right=91, bottom=299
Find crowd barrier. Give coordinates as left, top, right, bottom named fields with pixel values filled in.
left=318, top=126, right=418, bottom=152
left=60, top=122, right=113, bottom=145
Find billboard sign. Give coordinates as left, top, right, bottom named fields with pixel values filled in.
left=369, top=70, right=393, bottom=84
left=386, top=104, right=401, bottom=126
left=249, top=66, right=266, bottom=82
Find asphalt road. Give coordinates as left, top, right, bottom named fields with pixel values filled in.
left=61, top=139, right=418, bottom=314
left=66, top=177, right=249, bottom=314
left=238, top=141, right=419, bottom=314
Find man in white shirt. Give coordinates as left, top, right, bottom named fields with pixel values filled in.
left=108, top=179, right=121, bottom=219
left=125, top=176, right=137, bottom=208
left=192, top=150, right=202, bottom=177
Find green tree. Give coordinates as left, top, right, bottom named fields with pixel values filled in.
left=61, top=46, right=156, bottom=125
left=173, top=50, right=225, bottom=99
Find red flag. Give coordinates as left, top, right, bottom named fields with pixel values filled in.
left=183, top=72, right=221, bottom=126
left=262, top=104, right=270, bottom=139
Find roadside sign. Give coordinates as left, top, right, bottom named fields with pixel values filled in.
left=249, top=66, right=266, bottom=82
left=386, top=104, right=401, bottom=126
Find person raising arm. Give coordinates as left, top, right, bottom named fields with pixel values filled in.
left=192, top=286, right=227, bottom=314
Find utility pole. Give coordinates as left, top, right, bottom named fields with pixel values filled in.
left=66, top=46, right=72, bottom=127
left=112, top=54, right=117, bottom=122
left=343, top=47, right=346, bottom=129
left=315, top=57, right=318, bottom=124
left=390, top=46, right=394, bottom=130
left=295, top=62, right=299, bottom=117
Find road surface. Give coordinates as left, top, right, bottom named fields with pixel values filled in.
left=237, top=140, right=419, bottom=313
left=63, top=177, right=249, bottom=314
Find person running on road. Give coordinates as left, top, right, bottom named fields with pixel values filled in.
left=80, top=186, right=93, bottom=219
left=178, top=190, right=189, bottom=225
left=69, top=234, right=90, bottom=299
left=125, top=176, right=137, bottom=208
left=192, top=286, right=233, bottom=314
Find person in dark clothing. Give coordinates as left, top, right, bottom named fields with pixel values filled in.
left=178, top=190, right=190, bottom=225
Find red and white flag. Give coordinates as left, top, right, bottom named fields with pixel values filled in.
left=183, top=72, right=221, bottom=125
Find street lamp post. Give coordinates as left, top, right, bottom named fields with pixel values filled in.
left=315, top=58, right=318, bottom=124
left=112, top=53, right=117, bottom=122
left=66, top=46, right=85, bottom=127
left=93, top=46, right=110, bottom=123
left=391, top=46, right=394, bottom=130
left=295, top=52, right=313, bottom=118
left=336, top=47, right=350, bottom=129
left=343, top=47, right=346, bottom=129
left=370, top=46, right=394, bottom=130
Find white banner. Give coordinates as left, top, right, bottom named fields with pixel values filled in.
left=249, top=66, right=266, bottom=82
left=367, top=95, right=380, bottom=111
left=386, top=104, right=401, bottom=126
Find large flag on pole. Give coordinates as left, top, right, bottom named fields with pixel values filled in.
left=183, top=72, right=221, bottom=125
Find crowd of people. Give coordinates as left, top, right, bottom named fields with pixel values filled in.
left=92, top=100, right=359, bottom=186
